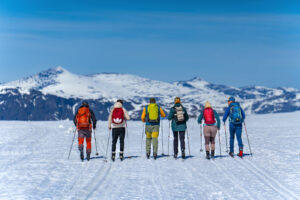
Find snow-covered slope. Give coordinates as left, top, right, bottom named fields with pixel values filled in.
left=0, top=66, right=299, bottom=120
left=1, top=112, right=300, bottom=199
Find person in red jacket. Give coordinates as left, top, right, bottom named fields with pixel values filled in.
left=73, top=101, right=97, bottom=161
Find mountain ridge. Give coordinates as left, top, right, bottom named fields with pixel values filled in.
left=0, top=66, right=299, bottom=120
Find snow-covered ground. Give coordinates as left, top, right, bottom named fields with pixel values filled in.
left=0, top=112, right=300, bottom=200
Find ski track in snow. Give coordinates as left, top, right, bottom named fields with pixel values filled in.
left=0, top=112, right=300, bottom=200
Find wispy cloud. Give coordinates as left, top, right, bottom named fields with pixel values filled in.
left=1, top=12, right=300, bottom=43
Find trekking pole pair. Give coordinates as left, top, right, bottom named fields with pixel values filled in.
left=224, top=122, right=253, bottom=156
left=200, top=124, right=222, bottom=157
left=68, top=128, right=100, bottom=159
left=105, top=125, right=130, bottom=159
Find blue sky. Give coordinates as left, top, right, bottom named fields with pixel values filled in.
left=0, top=0, right=300, bottom=89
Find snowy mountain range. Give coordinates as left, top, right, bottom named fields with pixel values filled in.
left=0, top=66, right=299, bottom=120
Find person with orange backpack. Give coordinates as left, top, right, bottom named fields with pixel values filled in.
left=141, top=98, right=166, bottom=159
left=108, top=99, right=130, bottom=161
left=197, top=101, right=220, bottom=159
left=73, top=101, right=97, bottom=161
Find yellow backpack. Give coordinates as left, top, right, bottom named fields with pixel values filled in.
left=146, top=104, right=159, bottom=123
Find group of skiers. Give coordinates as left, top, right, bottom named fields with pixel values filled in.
left=73, top=96, right=246, bottom=161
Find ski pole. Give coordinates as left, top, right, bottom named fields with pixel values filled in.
left=68, top=129, right=77, bottom=159
left=141, top=123, right=145, bottom=155
left=224, top=123, right=229, bottom=153
left=200, top=124, right=203, bottom=152
left=126, top=122, right=130, bottom=157
left=244, top=122, right=253, bottom=157
left=218, top=130, right=222, bottom=157
left=93, top=129, right=99, bottom=156
left=161, top=120, right=164, bottom=155
left=186, top=128, right=191, bottom=156
left=105, top=130, right=111, bottom=159
left=168, top=121, right=171, bottom=156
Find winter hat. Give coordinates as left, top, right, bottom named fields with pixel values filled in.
left=82, top=101, right=89, bottom=106
left=117, top=99, right=123, bottom=105
left=204, top=101, right=211, bottom=108
left=174, top=97, right=181, bottom=104
left=228, top=96, right=235, bottom=102
left=149, top=98, right=156, bottom=103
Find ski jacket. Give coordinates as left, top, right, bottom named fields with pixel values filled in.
left=141, top=104, right=166, bottom=126
left=197, top=108, right=220, bottom=129
left=168, top=103, right=189, bottom=132
left=108, top=102, right=130, bottom=129
left=73, top=105, right=97, bottom=130
left=223, top=102, right=245, bottom=125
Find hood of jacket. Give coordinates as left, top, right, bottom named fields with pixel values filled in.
left=229, top=102, right=240, bottom=108
left=174, top=103, right=182, bottom=108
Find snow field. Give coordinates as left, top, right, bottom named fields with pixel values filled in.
left=0, top=112, right=300, bottom=199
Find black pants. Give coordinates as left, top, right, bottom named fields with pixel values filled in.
left=173, top=131, right=185, bottom=154
left=112, top=128, right=125, bottom=152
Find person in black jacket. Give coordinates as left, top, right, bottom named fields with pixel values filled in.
left=73, top=101, right=97, bottom=161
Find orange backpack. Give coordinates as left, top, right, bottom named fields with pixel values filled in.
left=76, top=107, right=91, bottom=130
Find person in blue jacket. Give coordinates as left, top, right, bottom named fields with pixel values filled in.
left=168, top=97, right=189, bottom=159
left=223, top=96, right=246, bottom=157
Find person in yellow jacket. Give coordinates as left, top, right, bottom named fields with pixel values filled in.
left=141, top=98, right=166, bottom=159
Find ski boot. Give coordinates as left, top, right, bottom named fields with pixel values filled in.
left=229, top=152, right=234, bottom=157
left=174, top=153, right=178, bottom=159
left=87, top=152, right=91, bottom=161
left=237, top=148, right=243, bottom=157
left=206, top=151, right=210, bottom=160
left=211, top=150, right=215, bottom=159
left=153, top=153, right=157, bottom=160
left=146, top=152, right=150, bottom=159
left=120, top=152, right=124, bottom=161
left=80, top=150, right=84, bottom=161
left=181, top=150, right=185, bottom=159
left=111, top=152, right=116, bottom=162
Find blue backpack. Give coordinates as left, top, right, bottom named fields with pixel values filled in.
left=230, top=104, right=242, bottom=125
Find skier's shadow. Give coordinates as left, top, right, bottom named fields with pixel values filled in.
left=213, top=153, right=253, bottom=159
left=183, top=155, right=194, bottom=160
left=124, top=155, right=140, bottom=160
left=241, top=153, right=252, bottom=157
left=156, top=154, right=171, bottom=159
left=155, top=155, right=195, bottom=160
left=213, top=155, right=229, bottom=159
left=89, top=156, right=105, bottom=160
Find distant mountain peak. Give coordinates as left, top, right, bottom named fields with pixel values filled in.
left=40, top=66, right=69, bottom=76
left=189, top=76, right=202, bottom=81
